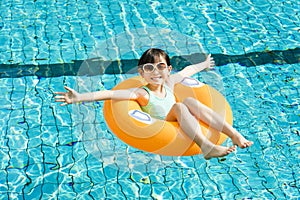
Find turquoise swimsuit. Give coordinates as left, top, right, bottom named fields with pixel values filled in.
left=140, top=85, right=176, bottom=120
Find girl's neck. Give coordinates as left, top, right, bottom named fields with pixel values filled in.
left=146, top=83, right=163, bottom=92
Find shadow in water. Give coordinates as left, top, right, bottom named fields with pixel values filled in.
left=0, top=47, right=299, bottom=78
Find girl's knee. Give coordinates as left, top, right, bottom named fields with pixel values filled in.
left=183, top=97, right=201, bottom=108
left=183, top=97, right=206, bottom=113
left=183, top=97, right=195, bottom=105
left=173, top=102, right=184, bottom=109
left=173, top=102, right=188, bottom=113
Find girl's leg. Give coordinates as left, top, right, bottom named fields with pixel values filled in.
left=165, top=103, right=236, bottom=159
left=182, top=97, right=253, bottom=148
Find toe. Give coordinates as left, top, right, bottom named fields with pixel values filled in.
left=245, top=141, right=253, bottom=147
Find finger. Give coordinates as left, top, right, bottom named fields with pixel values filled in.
left=55, top=92, right=66, bottom=95
left=64, top=86, right=74, bottom=92
left=206, top=54, right=211, bottom=60
left=55, top=99, right=66, bottom=102
left=54, top=95, right=65, bottom=99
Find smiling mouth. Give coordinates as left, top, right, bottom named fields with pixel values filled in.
left=151, top=76, right=162, bottom=80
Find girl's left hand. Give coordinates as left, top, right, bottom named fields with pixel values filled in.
left=205, top=54, right=215, bottom=70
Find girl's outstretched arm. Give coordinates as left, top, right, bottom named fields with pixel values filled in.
left=178, top=54, right=215, bottom=77
left=169, top=54, right=215, bottom=84
left=55, top=86, right=141, bottom=106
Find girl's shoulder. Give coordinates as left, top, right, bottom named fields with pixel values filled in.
left=133, top=87, right=149, bottom=106
left=134, top=87, right=149, bottom=96
left=165, top=77, right=177, bottom=91
left=168, top=73, right=185, bottom=86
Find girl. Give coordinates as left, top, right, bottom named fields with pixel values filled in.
left=55, top=48, right=252, bottom=159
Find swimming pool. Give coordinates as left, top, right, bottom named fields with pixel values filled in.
left=0, top=0, right=299, bottom=199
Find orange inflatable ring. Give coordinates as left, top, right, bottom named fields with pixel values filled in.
left=103, top=76, right=232, bottom=156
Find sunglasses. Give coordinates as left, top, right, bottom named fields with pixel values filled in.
left=140, top=62, right=168, bottom=73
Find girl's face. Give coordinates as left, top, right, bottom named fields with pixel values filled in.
left=139, top=56, right=172, bottom=85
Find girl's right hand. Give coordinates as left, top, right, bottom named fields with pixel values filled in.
left=55, top=86, right=80, bottom=106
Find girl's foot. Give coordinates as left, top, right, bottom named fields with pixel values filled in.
left=231, top=133, right=253, bottom=148
left=203, top=145, right=236, bottom=160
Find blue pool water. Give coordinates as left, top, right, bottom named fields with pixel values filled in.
left=0, top=0, right=299, bottom=199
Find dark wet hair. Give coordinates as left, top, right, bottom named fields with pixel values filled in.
left=138, top=48, right=171, bottom=67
